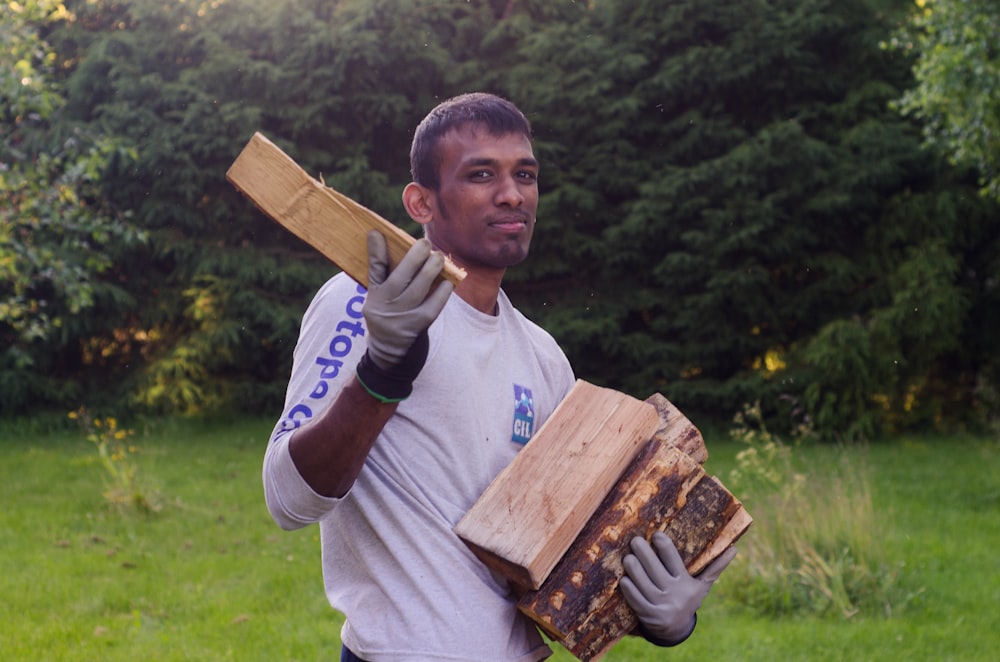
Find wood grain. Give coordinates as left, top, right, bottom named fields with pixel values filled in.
left=454, top=380, right=660, bottom=591
left=227, top=132, right=466, bottom=288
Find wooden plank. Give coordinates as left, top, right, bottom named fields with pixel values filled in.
left=644, top=393, right=708, bottom=465
left=688, top=505, right=753, bottom=575
left=663, top=475, right=744, bottom=567
left=226, top=132, right=466, bottom=289
left=517, top=442, right=752, bottom=660
left=454, top=380, right=661, bottom=591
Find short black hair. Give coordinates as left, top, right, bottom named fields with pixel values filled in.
left=410, top=92, right=532, bottom=190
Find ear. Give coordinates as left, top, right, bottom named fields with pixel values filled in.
left=402, top=182, right=434, bottom=227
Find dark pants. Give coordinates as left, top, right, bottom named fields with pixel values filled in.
left=340, top=645, right=367, bottom=662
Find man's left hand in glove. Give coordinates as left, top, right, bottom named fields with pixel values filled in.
left=620, top=531, right=737, bottom=646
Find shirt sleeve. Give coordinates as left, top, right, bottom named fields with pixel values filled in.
left=262, top=274, right=369, bottom=529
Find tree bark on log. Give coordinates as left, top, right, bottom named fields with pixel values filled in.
left=516, top=438, right=750, bottom=660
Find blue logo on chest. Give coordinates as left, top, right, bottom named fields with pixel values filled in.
left=511, top=384, right=535, bottom=445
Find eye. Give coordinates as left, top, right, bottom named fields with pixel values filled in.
left=517, top=170, right=538, bottom=183
left=469, top=170, right=492, bottom=181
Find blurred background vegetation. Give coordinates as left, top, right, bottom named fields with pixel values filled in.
left=3, top=0, right=998, bottom=439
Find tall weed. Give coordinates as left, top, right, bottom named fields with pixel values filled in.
left=69, top=407, right=161, bottom=514
left=723, top=403, right=905, bottom=618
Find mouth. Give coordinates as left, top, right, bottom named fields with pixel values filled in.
left=488, top=214, right=532, bottom=233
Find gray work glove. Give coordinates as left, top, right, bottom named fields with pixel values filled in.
left=356, top=231, right=453, bottom=402
left=620, top=531, right=737, bottom=646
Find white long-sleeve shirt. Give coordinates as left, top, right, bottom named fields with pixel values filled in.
left=263, top=273, right=575, bottom=661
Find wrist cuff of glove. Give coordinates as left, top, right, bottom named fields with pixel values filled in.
left=638, top=613, right=697, bottom=648
left=355, top=330, right=429, bottom=403
left=355, top=354, right=411, bottom=403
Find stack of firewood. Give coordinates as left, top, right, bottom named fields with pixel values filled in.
left=456, top=381, right=752, bottom=661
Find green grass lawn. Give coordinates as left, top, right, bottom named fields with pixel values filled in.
left=2, top=417, right=997, bottom=661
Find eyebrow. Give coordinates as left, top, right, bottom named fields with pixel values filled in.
left=463, top=157, right=539, bottom=169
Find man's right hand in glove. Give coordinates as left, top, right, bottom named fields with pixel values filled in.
left=287, top=231, right=453, bottom=498
left=356, top=231, right=454, bottom=402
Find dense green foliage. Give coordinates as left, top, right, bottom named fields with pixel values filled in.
left=1, top=0, right=143, bottom=413
left=890, top=0, right=1000, bottom=202
left=3, top=0, right=997, bottom=438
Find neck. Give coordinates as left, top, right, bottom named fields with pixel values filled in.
left=454, top=268, right=505, bottom=315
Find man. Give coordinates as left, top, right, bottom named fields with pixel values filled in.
left=263, top=93, right=735, bottom=661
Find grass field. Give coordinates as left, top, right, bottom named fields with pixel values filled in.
left=2, top=417, right=997, bottom=661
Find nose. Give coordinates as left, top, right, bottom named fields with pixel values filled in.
left=494, top=174, right=524, bottom=208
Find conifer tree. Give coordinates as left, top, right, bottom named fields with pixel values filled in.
left=47, top=0, right=483, bottom=412
left=488, top=0, right=999, bottom=435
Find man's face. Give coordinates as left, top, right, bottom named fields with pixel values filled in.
left=423, top=125, right=539, bottom=272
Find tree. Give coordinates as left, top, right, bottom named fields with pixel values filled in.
left=0, top=0, right=142, bottom=414
left=45, top=0, right=480, bottom=413
left=12, top=0, right=997, bottom=438
left=890, top=0, right=1000, bottom=202
left=489, top=0, right=999, bottom=437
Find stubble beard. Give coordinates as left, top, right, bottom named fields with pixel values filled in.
left=433, top=197, right=534, bottom=270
